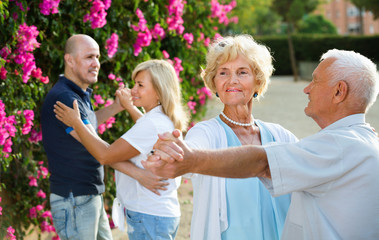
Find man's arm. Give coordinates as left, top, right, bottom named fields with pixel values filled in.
left=115, top=87, right=143, bottom=123
left=142, top=130, right=271, bottom=179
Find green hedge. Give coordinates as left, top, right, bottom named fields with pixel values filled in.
left=257, top=34, right=379, bottom=75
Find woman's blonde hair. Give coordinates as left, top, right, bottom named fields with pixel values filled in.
left=201, top=34, right=274, bottom=98
left=132, top=59, right=189, bottom=131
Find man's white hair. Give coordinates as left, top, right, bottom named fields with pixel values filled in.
left=321, top=49, right=379, bottom=111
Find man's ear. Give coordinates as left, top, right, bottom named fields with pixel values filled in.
left=333, top=80, right=348, bottom=103
left=64, top=53, right=73, bottom=67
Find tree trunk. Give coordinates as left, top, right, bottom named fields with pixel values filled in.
left=358, top=7, right=364, bottom=35
left=287, top=22, right=299, bottom=82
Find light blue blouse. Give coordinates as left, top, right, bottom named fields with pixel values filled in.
left=218, top=116, right=291, bottom=240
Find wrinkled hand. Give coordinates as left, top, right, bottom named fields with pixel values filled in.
left=142, top=130, right=194, bottom=178
left=115, top=87, right=134, bottom=110
left=54, top=100, right=81, bottom=127
left=136, top=168, right=169, bottom=196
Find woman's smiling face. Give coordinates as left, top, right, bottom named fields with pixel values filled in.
left=131, top=70, right=159, bottom=112
left=214, top=55, right=256, bottom=106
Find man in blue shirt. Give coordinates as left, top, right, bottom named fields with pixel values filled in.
left=41, top=34, right=124, bottom=239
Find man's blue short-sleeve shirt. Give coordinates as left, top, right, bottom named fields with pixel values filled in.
left=41, top=76, right=104, bottom=197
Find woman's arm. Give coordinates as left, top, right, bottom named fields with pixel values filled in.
left=54, top=100, right=140, bottom=165
left=111, top=161, right=169, bottom=195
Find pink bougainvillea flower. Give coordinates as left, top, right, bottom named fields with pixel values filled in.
left=94, top=94, right=105, bottom=105
left=105, top=33, right=119, bottom=58
left=162, top=50, right=170, bottom=59
left=183, top=32, right=194, bottom=47
left=36, top=204, right=44, bottom=211
left=108, top=73, right=115, bottom=80
left=39, top=0, right=61, bottom=15
left=0, top=67, right=7, bottom=80
left=37, top=189, right=46, bottom=199
left=151, top=23, right=165, bottom=40
left=85, top=0, right=108, bottom=29
left=29, top=207, right=37, bottom=218
left=6, top=226, right=16, bottom=240
left=29, top=128, right=43, bottom=143
left=28, top=176, right=38, bottom=187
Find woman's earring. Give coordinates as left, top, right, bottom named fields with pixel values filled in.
left=216, top=92, right=219, bottom=98
left=253, top=93, right=258, bottom=98
left=158, top=100, right=161, bottom=105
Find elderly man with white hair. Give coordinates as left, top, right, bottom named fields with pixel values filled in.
left=144, top=49, right=379, bottom=240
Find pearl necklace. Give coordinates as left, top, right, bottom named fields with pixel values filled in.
left=220, top=111, right=254, bottom=127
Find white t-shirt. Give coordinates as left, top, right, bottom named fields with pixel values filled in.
left=261, top=114, right=379, bottom=240
left=115, top=106, right=181, bottom=217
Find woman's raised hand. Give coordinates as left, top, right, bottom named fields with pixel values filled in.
left=54, top=100, right=81, bottom=127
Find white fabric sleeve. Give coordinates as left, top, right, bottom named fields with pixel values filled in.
left=120, top=117, right=158, bottom=155
left=262, top=132, right=344, bottom=197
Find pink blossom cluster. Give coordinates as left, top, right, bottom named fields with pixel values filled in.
left=28, top=161, right=49, bottom=187
left=39, top=0, right=60, bottom=15
left=29, top=205, right=57, bottom=234
left=31, top=67, right=49, bottom=84
left=183, top=33, right=194, bottom=48
left=172, top=57, right=184, bottom=81
left=0, top=100, right=16, bottom=158
left=14, top=23, right=41, bottom=83
left=166, top=0, right=186, bottom=34
left=187, top=100, right=197, bottom=114
left=131, top=9, right=150, bottom=56
left=210, top=0, right=237, bottom=25
left=6, top=226, right=16, bottom=240
left=131, top=8, right=167, bottom=56
left=93, top=95, right=116, bottom=134
left=37, top=161, right=49, bottom=179
left=94, top=94, right=105, bottom=106
left=29, top=128, right=43, bottom=143
left=151, top=23, right=166, bottom=40
left=163, top=53, right=184, bottom=81
left=22, top=109, right=34, bottom=135
left=0, top=47, right=11, bottom=80
left=98, top=116, right=115, bottom=134
left=197, top=32, right=211, bottom=47
left=197, top=86, right=212, bottom=105
left=83, top=0, right=111, bottom=29
left=108, top=73, right=123, bottom=87
left=162, top=50, right=170, bottom=59
left=0, top=66, right=7, bottom=80
left=105, top=33, right=119, bottom=58
left=0, top=197, right=2, bottom=216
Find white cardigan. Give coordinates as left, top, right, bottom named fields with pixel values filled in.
left=184, top=118, right=298, bottom=240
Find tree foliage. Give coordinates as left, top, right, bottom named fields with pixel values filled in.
left=271, top=0, right=320, bottom=81
left=0, top=0, right=237, bottom=238
left=350, top=0, right=379, bottom=19
left=298, top=14, right=337, bottom=34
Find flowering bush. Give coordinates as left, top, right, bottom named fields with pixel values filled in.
left=0, top=0, right=236, bottom=238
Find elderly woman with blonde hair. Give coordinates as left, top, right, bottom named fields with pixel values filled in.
left=54, top=59, right=189, bottom=240
left=180, top=34, right=298, bottom=239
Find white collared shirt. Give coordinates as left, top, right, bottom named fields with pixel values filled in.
left=262, top=114, right=379, bottom=240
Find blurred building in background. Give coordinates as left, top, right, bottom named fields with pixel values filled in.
left=315, top=0, right=379, bottom=35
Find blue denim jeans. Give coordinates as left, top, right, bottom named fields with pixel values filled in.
left=50, top=192, right=112, bottom=240
left=125, top=209, right=180, bottom=240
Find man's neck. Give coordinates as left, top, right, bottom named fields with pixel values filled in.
left=64, top=72, right=88, bottom=91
